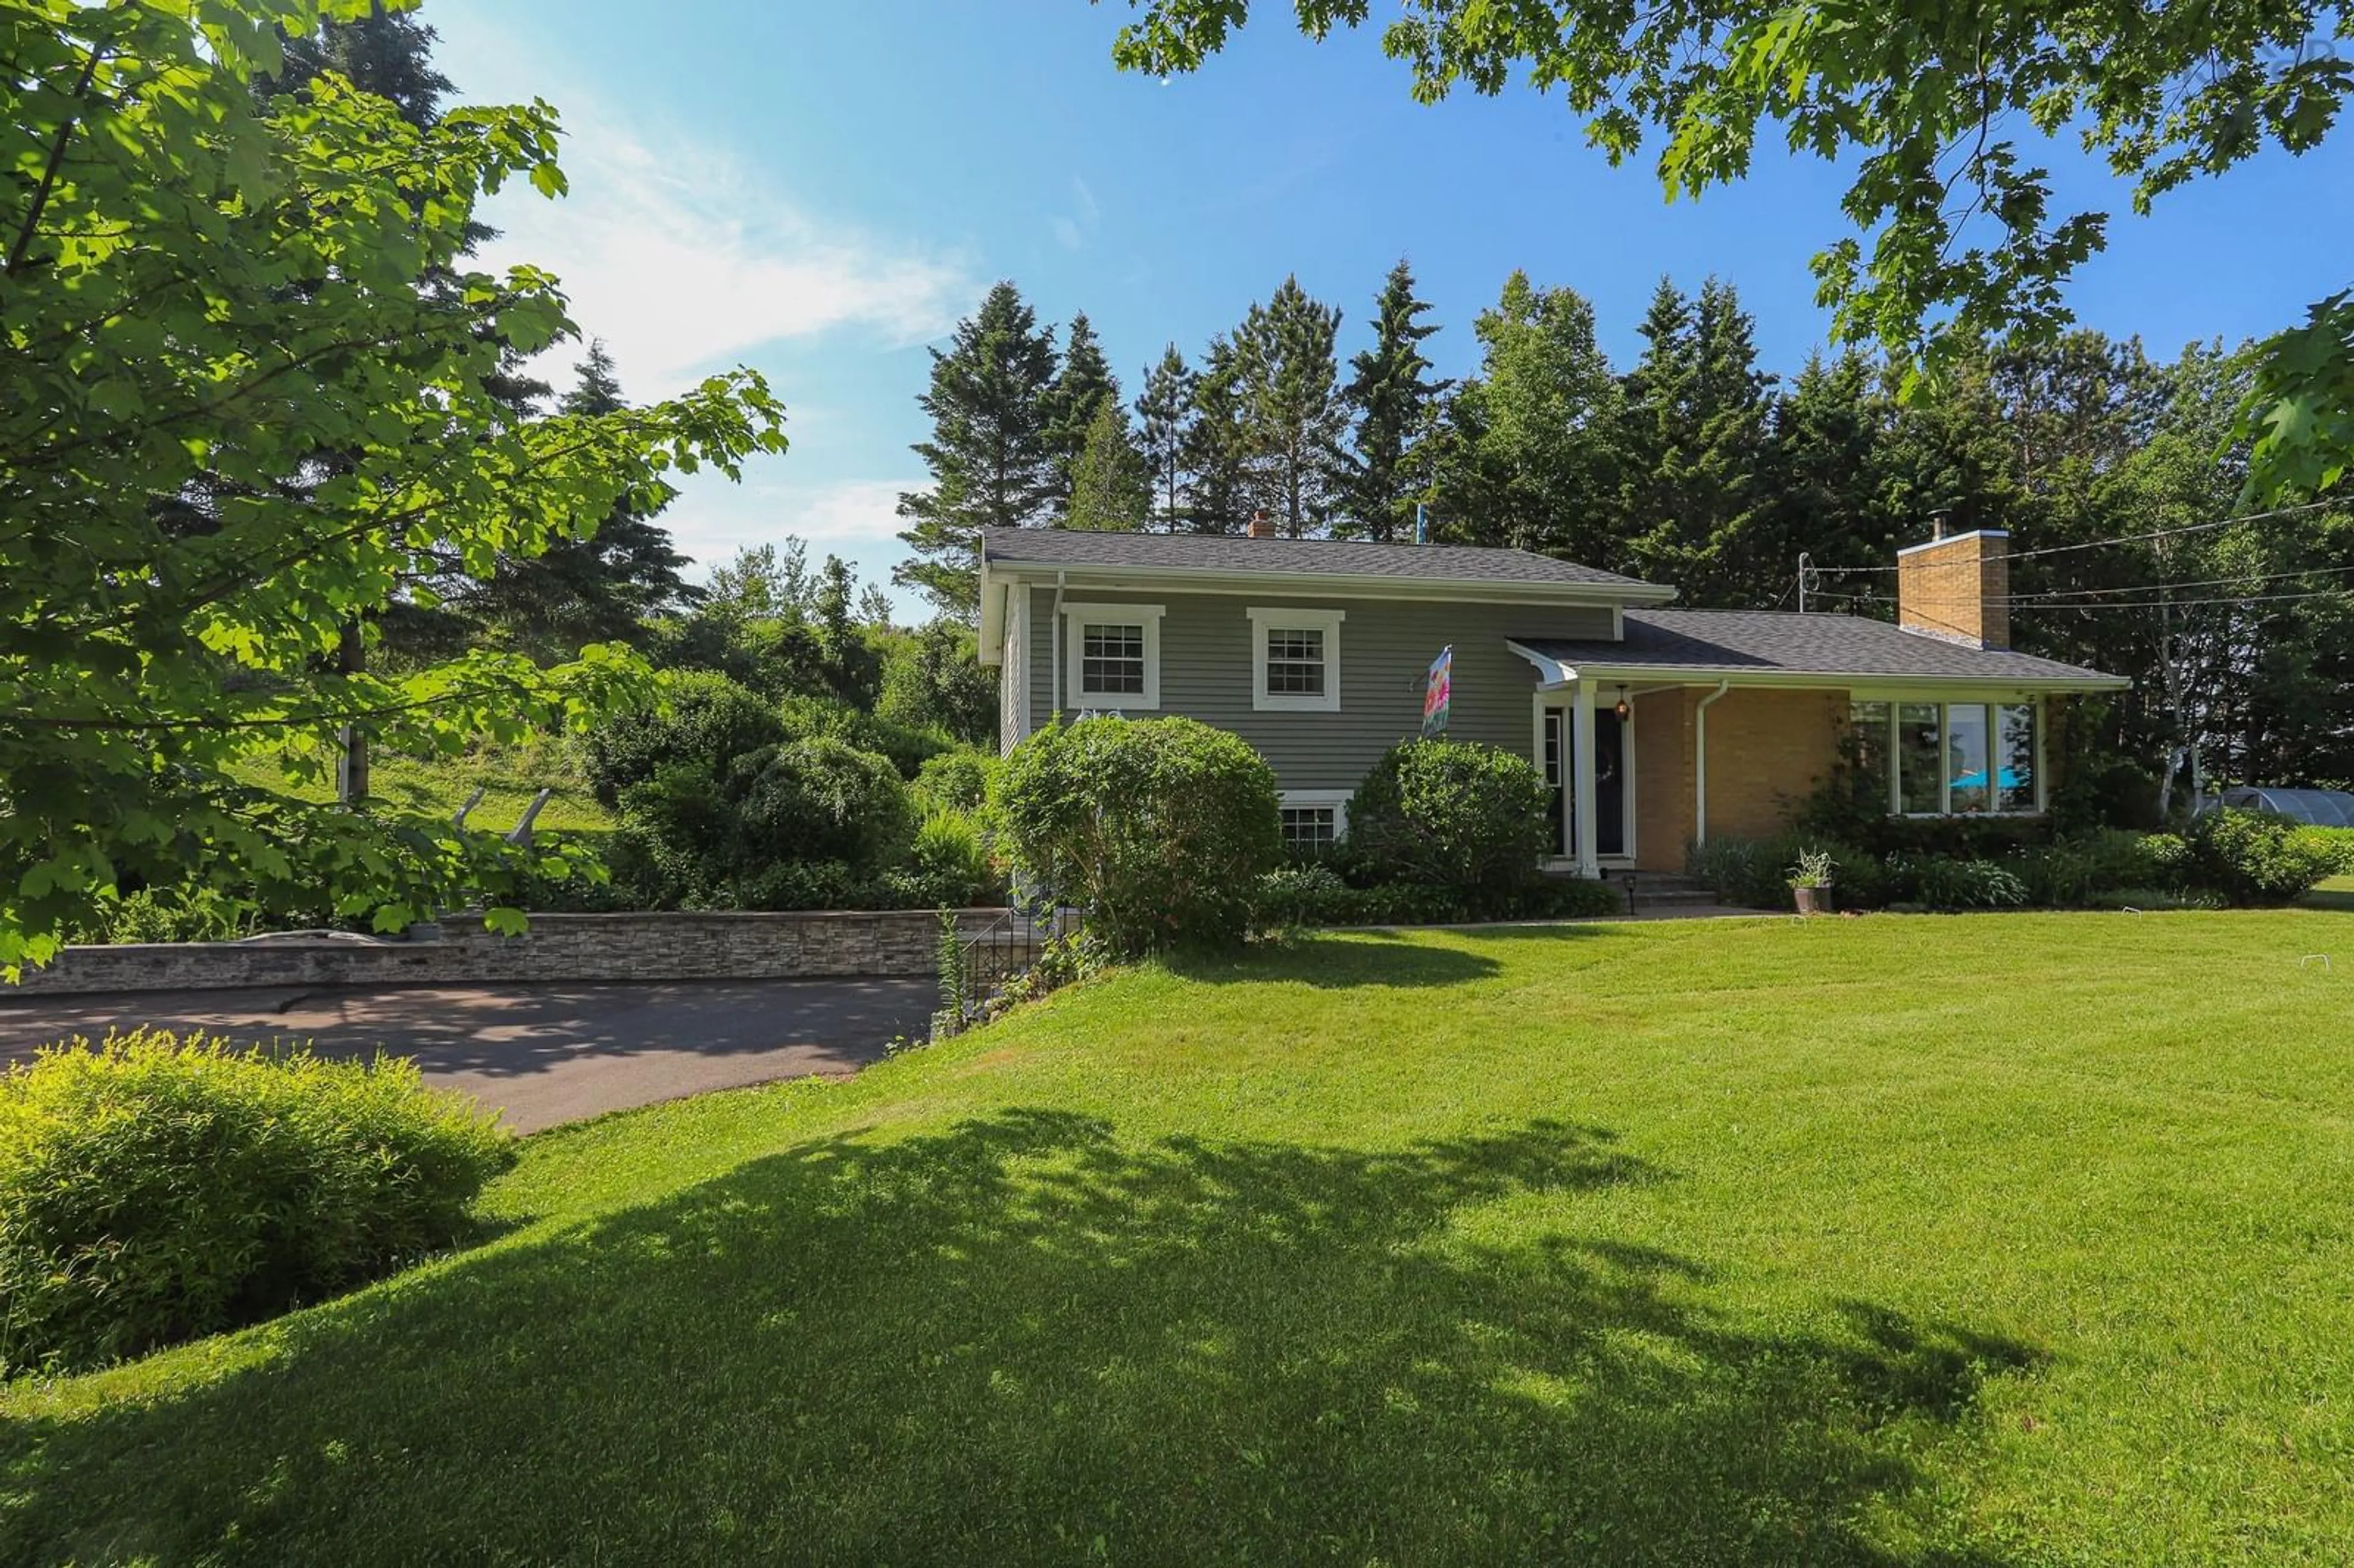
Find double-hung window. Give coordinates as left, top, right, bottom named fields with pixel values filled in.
left=1063, top=604, right=1164, bottom=712
left=1247, top=607, right=1344, bottom=713
left=1851, top=698, right=2043, bottom=816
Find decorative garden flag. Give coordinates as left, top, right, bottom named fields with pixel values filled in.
left=1421, top=646, right=1453, bottom=737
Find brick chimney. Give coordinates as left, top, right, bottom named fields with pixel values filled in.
left=1897, top=524, right=2010, bottom=649
left=1247, top=511, right=1276, bottom=540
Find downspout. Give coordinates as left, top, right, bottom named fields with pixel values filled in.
left=1693, top=680, right=1732, bottom=847
left=1049, top=570, right=1067, bottom=723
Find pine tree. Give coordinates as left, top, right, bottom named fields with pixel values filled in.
left=477, top=343, right=695, bottom=651
left=1433, top=272, right=1621, bottom=560
left=894, top=281, right=1061, bottom=617
left=265, top=2, right=452, bottom=127
left=1338, top=259, right=1447, bottom=541
left=1065, top=402, right=1152, bottom=531
left=1235, top=276, right=1346, bottom=537
left=1045, top=311, right=1118, bottom=504
left=1758, top=351, right=1895, bottom=609
left=1183, top=335, right=1252, bottom=534
left=1618, top=276, right=1772, bottom=601
left=1134, top=344, right=1198, bottom=531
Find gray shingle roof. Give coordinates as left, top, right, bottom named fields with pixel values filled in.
left=1520, top=610, right=2128, bottom=685
left=980, top=526, right=1666, bottom=593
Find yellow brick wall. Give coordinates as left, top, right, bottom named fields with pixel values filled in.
left=1697, top=688, right=1847, bottom=842
left=1898, top=531, right=2009, bottom=649
left=1630, top=688, right=1695, bottom=870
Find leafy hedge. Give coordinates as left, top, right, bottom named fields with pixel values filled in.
left=1254, top=863, right=1621, bottom=928
left=0, top=1032, right=514, bottom=1375
left=997, top=717, right=1282, bottom=955
left=1690, top=810, right=2339, bottom=913
left=1346, top=740, right=1555, bottom=918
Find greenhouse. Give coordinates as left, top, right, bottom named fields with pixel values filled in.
left=2207, top=787, right=2354, bottom=826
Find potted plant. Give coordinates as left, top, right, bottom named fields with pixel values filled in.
left=1787, top=847, right=1835, bottom=916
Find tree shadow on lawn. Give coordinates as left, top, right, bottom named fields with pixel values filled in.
left=1, top=1112, right=2038, bottom=1567
left=1181, top=924, right=1614, bottom=990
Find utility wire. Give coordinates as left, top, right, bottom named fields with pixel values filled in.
left=1992, top=560, right=2354, bottom=603
left=2014, top=587, right=2354, bottom=614
left=1799, top=497, right=2347, bottom=577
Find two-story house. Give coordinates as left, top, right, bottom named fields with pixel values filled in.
left=977, top=520, right=2129, bottom=877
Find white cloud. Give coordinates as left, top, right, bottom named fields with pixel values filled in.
left=1051, top=174, right=1101, bottom=252
left=439, top=18, right=974, bottom=395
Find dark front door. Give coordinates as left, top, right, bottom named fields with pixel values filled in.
left=1594, top=710, right=1627, bottom=859
left=1541, top=706, right=1628, bottom=861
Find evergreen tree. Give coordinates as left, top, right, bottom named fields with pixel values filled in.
left=456, top=343, right=696, bottom=654
left=1134, top=344, right=1198, bottom=531
left=894, top=281, right=1061, bottom=616
left=1065, top=402, right=1152, bottom=531
left=815, top=554, right=882, bottom=707
left=264, top=1, right=452, bottom=127
left=1618, top=276, right=1772, bottom=603
left=1234, top=276, right=1346, bottom=537
left=1183, top=335, right=1253, bottom=534
left=1433, top=272, right=1621, bottom=561
left=1757, top=351, right=1895, bottom=610
left=1045, top=311, right=1118, bottom=503
left=1338, top=259, right=1447, bottom=541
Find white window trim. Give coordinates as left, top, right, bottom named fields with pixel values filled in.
left=1862, top=696, right=2047, bottom=818
left=1278, top=790, right=1352, bottom=845
left=1064, top=603, right=1164, bottom=712
left=1247, top=606, right=1344, bottom=713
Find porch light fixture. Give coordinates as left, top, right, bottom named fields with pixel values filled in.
left=1613, top=685, right=1631, bottom=721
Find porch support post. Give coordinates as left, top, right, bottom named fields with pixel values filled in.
left=1571, top=679, right=1600, bottom=878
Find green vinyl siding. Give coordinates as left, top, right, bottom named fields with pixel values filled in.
left=1021, top=586, right=1615, bottom=790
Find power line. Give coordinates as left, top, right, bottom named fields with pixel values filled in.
left=1993, top=560, right=2354, bottom=603
left=1798, top=497, right=2348, bottom=579
left=2014, top=587, right=2354, bottom=614
left=2003, top=498, right=2340, bottom=560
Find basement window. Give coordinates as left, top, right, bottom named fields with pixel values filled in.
left=1278, top=791, right=1350, bottom=854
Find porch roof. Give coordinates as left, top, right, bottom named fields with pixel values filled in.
left=1514, top=609, right=2130, bottom=691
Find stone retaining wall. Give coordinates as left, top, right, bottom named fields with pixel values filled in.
left=8, top=910, right=1010, bottom=997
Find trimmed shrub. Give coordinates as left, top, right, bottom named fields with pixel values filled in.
left=734, top=737, right=912, bottom=873
left=915, top=750, right=999, bottom=813
left=0, top=1032, right=513, bottom=1374
left=779, top=696, right=954, bottom=780
left=579, top=671, right=785, bottom=809
left=2184, top=809, right=2340, bottom=905
left=1347, top=740, right=1553, bottom=918
left=1688, top=834, right=1887, bottom=911
left=1891, top=854, right=2030, bottom=911
left=1254, top=863, right=1354, bottom=927
left=997, top=717, right=1281, bottom=955
left=2296, top=824, right=2354, bottom=876
left=606, top=737, right=912, bottom=910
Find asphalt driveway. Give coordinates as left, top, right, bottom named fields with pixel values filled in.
left=0, top=978, right=936, bottom=1133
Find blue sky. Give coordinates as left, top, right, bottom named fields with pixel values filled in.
left=429, top=0, right=2352, bottom=618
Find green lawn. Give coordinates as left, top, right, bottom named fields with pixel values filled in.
left=6, top=911, right=2352, bottom=1564
left=232, top=740, right=613, bottom=836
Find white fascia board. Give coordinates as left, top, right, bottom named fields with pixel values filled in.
left=977, top=560, right=1005, bottom=665
left=1504, top=641, right=2130, bottom=695
left=985, top=561, right=1677, bottom=609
